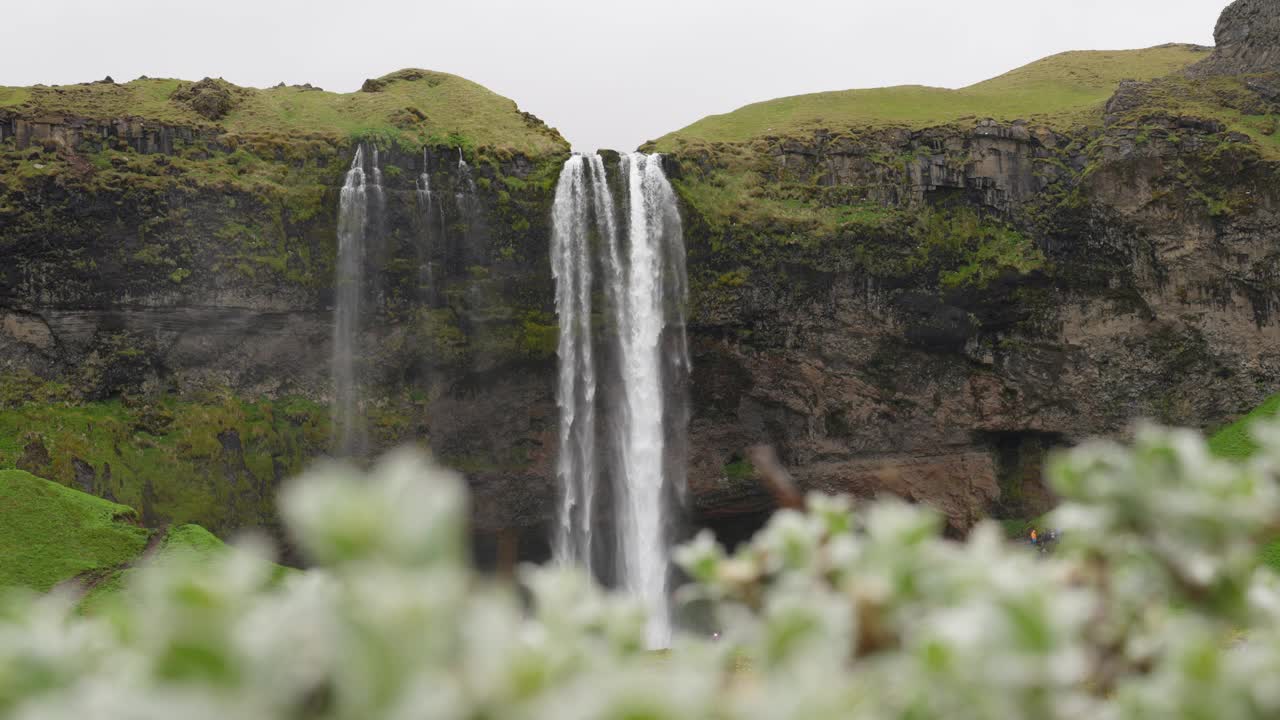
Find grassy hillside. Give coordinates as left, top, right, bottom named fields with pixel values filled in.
left=160, top=523, right=226, bottom=557
left=0, top=468, right=149, bottom=592
left=1207, top=394, right=1280, bottom=572
left=78, top=523, right=230, bottom=613
left=1209, top=393, right=1280, bottom=459
left=652, top=45, right=1209, bottom=149
left=0, top=69, right=567, bottom=157
left=0, top=383, right=330, bottom=536
left=0, top=465, right=234, bottom=607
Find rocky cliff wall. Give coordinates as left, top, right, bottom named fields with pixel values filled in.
left=0, top=100, right=568, bottom=555
left=1193, top=0, right=1280, bottom=76
left=5, top=2, right=1280, bottom=554
left=665, top=51, right=1280, bottom=533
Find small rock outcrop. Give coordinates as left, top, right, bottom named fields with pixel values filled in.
left=170, top=78, right=238, bottom=121
left=361, top=69, right=441, bottom=93
left=1191, top=0, right=1280, bottom=76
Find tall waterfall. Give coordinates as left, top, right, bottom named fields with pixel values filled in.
left=551, top=156, right=600, bottom=574
left=331, top=144, right=382, bottom=456
left=551, top=152, right=689, bottom=648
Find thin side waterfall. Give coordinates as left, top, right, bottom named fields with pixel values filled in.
left=456, top=149, right=476, bottom=195
left=455, top=149, right=477, bottom=217
left=455, top=149, right=480, bottom=257
left=551, top=152, right=688, bottom=648
left=416, top=148, right=432, bottom=208
left=369, top=146, right=386, bottom=246
left=417, top=149, right=436, bottom=295
left=332, top=144, right=379, bottom=456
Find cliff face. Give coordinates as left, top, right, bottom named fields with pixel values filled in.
left=4, top=0, right=1280, bottom=553
left=0, top=72, right=569, bottom=554
left=670, top=108, right=1280, bottom=532
left=1192, top=0, right=1280, bottom=76
left=654, top=1, right=1280, bottom=533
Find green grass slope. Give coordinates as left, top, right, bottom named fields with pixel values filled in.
left=1209, top=393, right=1280, bottom=459
left=0, top=382, right=329, bottom=536
left=0, top=469, right=150, bottom=592
left=160, top=523, right=226, bottom=557
left=0, top=69, right=567, bottom=157
left=652, top=44, right=1209, bottom=149
left=78, top=523, right=231, bottom=614
left=1208, top=394, right=1280, bottom=571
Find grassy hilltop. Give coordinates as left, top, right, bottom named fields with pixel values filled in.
left=652, top=45, right=1211, bottom=149
left=0, top=69, right=567, bottom=157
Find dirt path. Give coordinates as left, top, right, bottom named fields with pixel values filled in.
left=53, top=524, right=170, bottom=600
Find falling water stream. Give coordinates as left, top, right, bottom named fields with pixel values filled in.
left=416, top=149, right=437, bottom=296
left=331, top=145, right=687, bottom=644
left=551, top=152, right=689, bottom=647
left=416, top=148, right=432, bottom=208
left=331, top=144, right=383, bottom=457
left=551, top=156, right=599, bottom=575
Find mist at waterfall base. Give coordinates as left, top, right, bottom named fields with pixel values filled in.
left=551, top=152, right=690, bottom=648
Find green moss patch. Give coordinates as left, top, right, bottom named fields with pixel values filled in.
left=1102, top=73, right=1280, bottom=161
left=161, top=524, right=226, bottom=558
left=913, top=207, right=1044, bottom=289
left=0, top=390, right=330, bottom=535
left=0, top=469, right=150, bottom=592
left=1208, top=392, right=1280, bottom=459
left=1262, top=539, right=1280, bottom=573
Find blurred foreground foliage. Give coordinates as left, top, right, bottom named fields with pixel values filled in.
left=6, top=421, right=1280, bottom=719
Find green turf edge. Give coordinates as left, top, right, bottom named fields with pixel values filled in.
left=1209, top=393, right=1280, bottom=460
left=0, top=469, right=150, bottom=592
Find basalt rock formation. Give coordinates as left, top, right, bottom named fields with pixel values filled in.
left=1192, top=0, right=1280, bottom=76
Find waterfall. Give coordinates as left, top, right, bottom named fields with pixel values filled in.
left=551, top=156, right=599, bottom=573
left=369, top=146, right=386, bottom=245
left=551, top=152, right=689, bottom=648
left=417, top=148, right=432, bottom=208
left=454, top=149, right=479, bottom=258
left=332, top=144, right=380, bottom=456
left=613, top=152, right=688, bottom=648
left=456, top=148, right=476, bottom=195
left=417, top=149, right=436, bottom=296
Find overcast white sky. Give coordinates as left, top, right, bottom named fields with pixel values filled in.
left=2, top=0, right=1226, bottom=152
